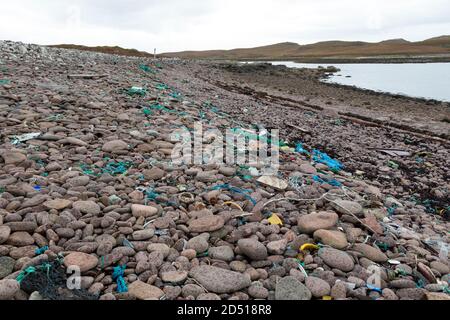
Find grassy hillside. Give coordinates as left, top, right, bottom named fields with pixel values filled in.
left=161, top=36, right=450, bottom=60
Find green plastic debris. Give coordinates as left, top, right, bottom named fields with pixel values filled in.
left=139, top=64, right=155, bottom=73
left=127, top=86, right=147, bottom=96
left=388, top=161, right=399, bottom=170
left=0, top=79, right=10, bottom=85
left=169, top=91, right=182, bottom=100
left=155, top=83, right=169, bottom=90
left=142, top=108, right=153, bottom=116
left=80, top=161, right=133, bottom=177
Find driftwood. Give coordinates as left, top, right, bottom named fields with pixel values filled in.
left=68, top=74, right=109, bottom=79
left=286, top=122, right=311, bottom=134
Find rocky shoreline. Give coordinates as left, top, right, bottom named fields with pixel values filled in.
left=0, top=41, right=449, bottom=301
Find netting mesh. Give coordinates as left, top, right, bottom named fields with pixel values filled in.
left=19, top=260, right=99, bottom=301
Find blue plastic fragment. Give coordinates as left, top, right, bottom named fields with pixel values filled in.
left=312, top=149, right=343, bottom=172
left=295, top=143, right=310, bottom=155
left=35, top=246, right=49, bottom=255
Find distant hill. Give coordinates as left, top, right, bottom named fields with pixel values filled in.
left=49, top=36, right=450, bottom=61
left=49, top=44, right=153, bottom=58
left=161, top=35, right=450, bottom=60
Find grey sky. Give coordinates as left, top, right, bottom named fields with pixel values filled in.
left=1, top=0, right=449, bottom=53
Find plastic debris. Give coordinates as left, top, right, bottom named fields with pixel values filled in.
left=312, top=175, right=342, bottom=187
left=112, top=265, right=128, bottom=293
left=211, top=184, right=257, bottom=205
left=155, top=83, right=169, bottom=90
left=139, top=64, right=155, bottom=73
left=388, top=161, right=399, bottom=169
left=35, top=246, right=49, bottom=255
left=127, top=86, right=147, bottom=96
left=295, top=142, right=310, bottom=155
left=17, top=260, right=97, bottom=300
left=11, top=132, right=42, bottom=145
left=268, top=214, right=283, bottom=225
left=312, top=150, right=343, bottom=172
left=122, top=238, right=135, bottom=249
left=300, top=243, right=321, bottom=252
left=0, top=79, right=10, bottom=85
left=367, top=284, right=383, bottom=293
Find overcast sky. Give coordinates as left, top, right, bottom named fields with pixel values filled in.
left=1, top=0, right=449, bottom=53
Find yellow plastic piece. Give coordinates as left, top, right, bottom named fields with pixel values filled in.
left=268, top=214, right=283, bottom=225
left=300, top=243, right=320, bottom=252
left=323, top=296, right=333, bottom=300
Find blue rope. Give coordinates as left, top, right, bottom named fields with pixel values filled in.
left=112, top=265, right=128, bottom=293
left=211, top=184, right=257, bottom=205
left=35, top=246, right=49, bottom=255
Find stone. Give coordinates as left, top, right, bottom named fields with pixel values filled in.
left=396, top=288, right=426, bottom=300
left=0, top=257, right=15, bottom=279
left=257, top=176, right=288, bottom=191
left=189, top=266, right=251, bottom=294
left=64, top=252, right=99, bottom=272
left=161, top=271, right=188, bottom=283
left=298, top=211, right=339, bottom=234
left=143, top=167, right=166, bottom=181
left=147, top=243, right=170, bottom=258
left=67, top=176, right=90, bottom=187
left=331, top=200, right=363, bottom=216
left=1, top=151, right=26, bottom=165
left=299, top=163, right=317, bottom=174
left=430, top=261, right=449, bottom=275
left=131, top=204, right=158, bottom=218
left=128, top=280, right=164, bottom=300
left=267, top=239, right=287, bottom=255
left=426, top=292, right=450, bottom=300
left=188, top=216, right=224, bottom=233
left=102, top=140, right=128, bottom=152
left=319, top=248, right=354, bottom=272
left=0, top=279, right=20, bottom=300
left=352, top=244, right=388, bottom=263
left=73, top=201, right=101, bottom=215
left=331, top=281, right=347, bottom=299
left=0, top=226, right=11, bottom=244
left=197, top=293, right=221, bottom=300
left=186, top=235, right=209, bottom=254
left=7, top=232, right=35, bottom=246
left=209, top=246, right=235, bottom=262
left=305, top=276, right=331, bottom=298
left=248, top=284, right=269, bottom=299
left=182, top=284, right=205, bottom=298
left=275, top=276, right=312, bottom=300
left=313, top=229, right=348, bottom=249
left=43, top=199, right=72, bottom=210
left=362, top=213, right=383, bottom=235
left=132, top=229, right=155, bottom=241
left=390, top=279, right=416, bottom=289
left=238, top=239, right=268, bottom=261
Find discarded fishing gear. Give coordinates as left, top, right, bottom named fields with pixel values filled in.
left=211, top=184, right=257, bottom=205
left=16, top=260, right=98, bottom=300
